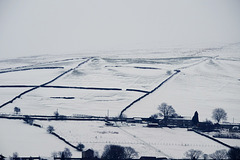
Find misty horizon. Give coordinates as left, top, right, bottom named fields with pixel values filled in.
left=0, top=0, right=240, bottom=59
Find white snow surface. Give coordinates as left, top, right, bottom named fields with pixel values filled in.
left=0, top=44, right=240, bottom=157
left=0, top=88, right=142, bottom=117
left=0, top=119, right=81, bottom=158
left=38, top=121, right=229, bottom=159
left=0, top=45, right=239, bottom=121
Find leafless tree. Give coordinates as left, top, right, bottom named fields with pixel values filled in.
left=158, top=102, right=176, bottom=119
left=124, top=147, right=139, bottom=159
left=185, top=149, right=203, bottom=160
left=101, top=145, right=138, bottom=159
left=101, top=145, right=125, bottom=159
left=209, top=149, right=228, bottom=160
left=212, top=108, right=227, bottom=123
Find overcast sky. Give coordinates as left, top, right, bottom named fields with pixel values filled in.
left=0, top=0, right=240, bottom=59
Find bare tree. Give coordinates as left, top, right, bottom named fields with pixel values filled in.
left=212, top=108, right=227, bottom=123
left=209, top=149, right=228, bottom=160
left=101, top=145, right=125, bottom=159
left=185, top=149, right=203, bottom=160
left=158, top=102, right=176, bottom=119
left=101, top=145, right=138, bottom=159
left=124, top=147, right=138, bottom=159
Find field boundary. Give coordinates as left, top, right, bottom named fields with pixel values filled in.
left=0, top=58, right=91, bottom=109
left=119, top=70, right=180, bottom=117
left=193, top=129, right=234, bottom=149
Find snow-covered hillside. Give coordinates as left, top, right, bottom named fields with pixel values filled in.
left=0, top=44, right=239, bottom=122
left=0, top=44, right=240, bottom=158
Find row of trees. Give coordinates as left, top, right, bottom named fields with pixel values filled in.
left=155, top=102, right=228, bottom=124
left=10, top=147, right=240, bottom=160
left=50, top=145, right=138, bottom=159
left=13, top=103, right=228, bottom=123
left=185, top=147, right=240, bottom=160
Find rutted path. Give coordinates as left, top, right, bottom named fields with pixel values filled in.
left=119, top=70, right=180, bottom=117
left=0, top=58, right=92, bottom=108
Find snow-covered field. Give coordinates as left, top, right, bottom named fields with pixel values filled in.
left=0, top=44, right=240, bottom=158
left=37, top=120, right=229, bottom=159
left=0, top=119, right=81, bottom=158
left=0, top=88, right=143, bottom=117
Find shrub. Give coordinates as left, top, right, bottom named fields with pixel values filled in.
left=76, top=143, right=85, bottom=151
left=166, top=70, right=172, bottom=75
left=14, top=107, right=21, bottom=114
left=47, top=125, right=55, bottom=133
left=23, top=115, right=34, bottom=125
